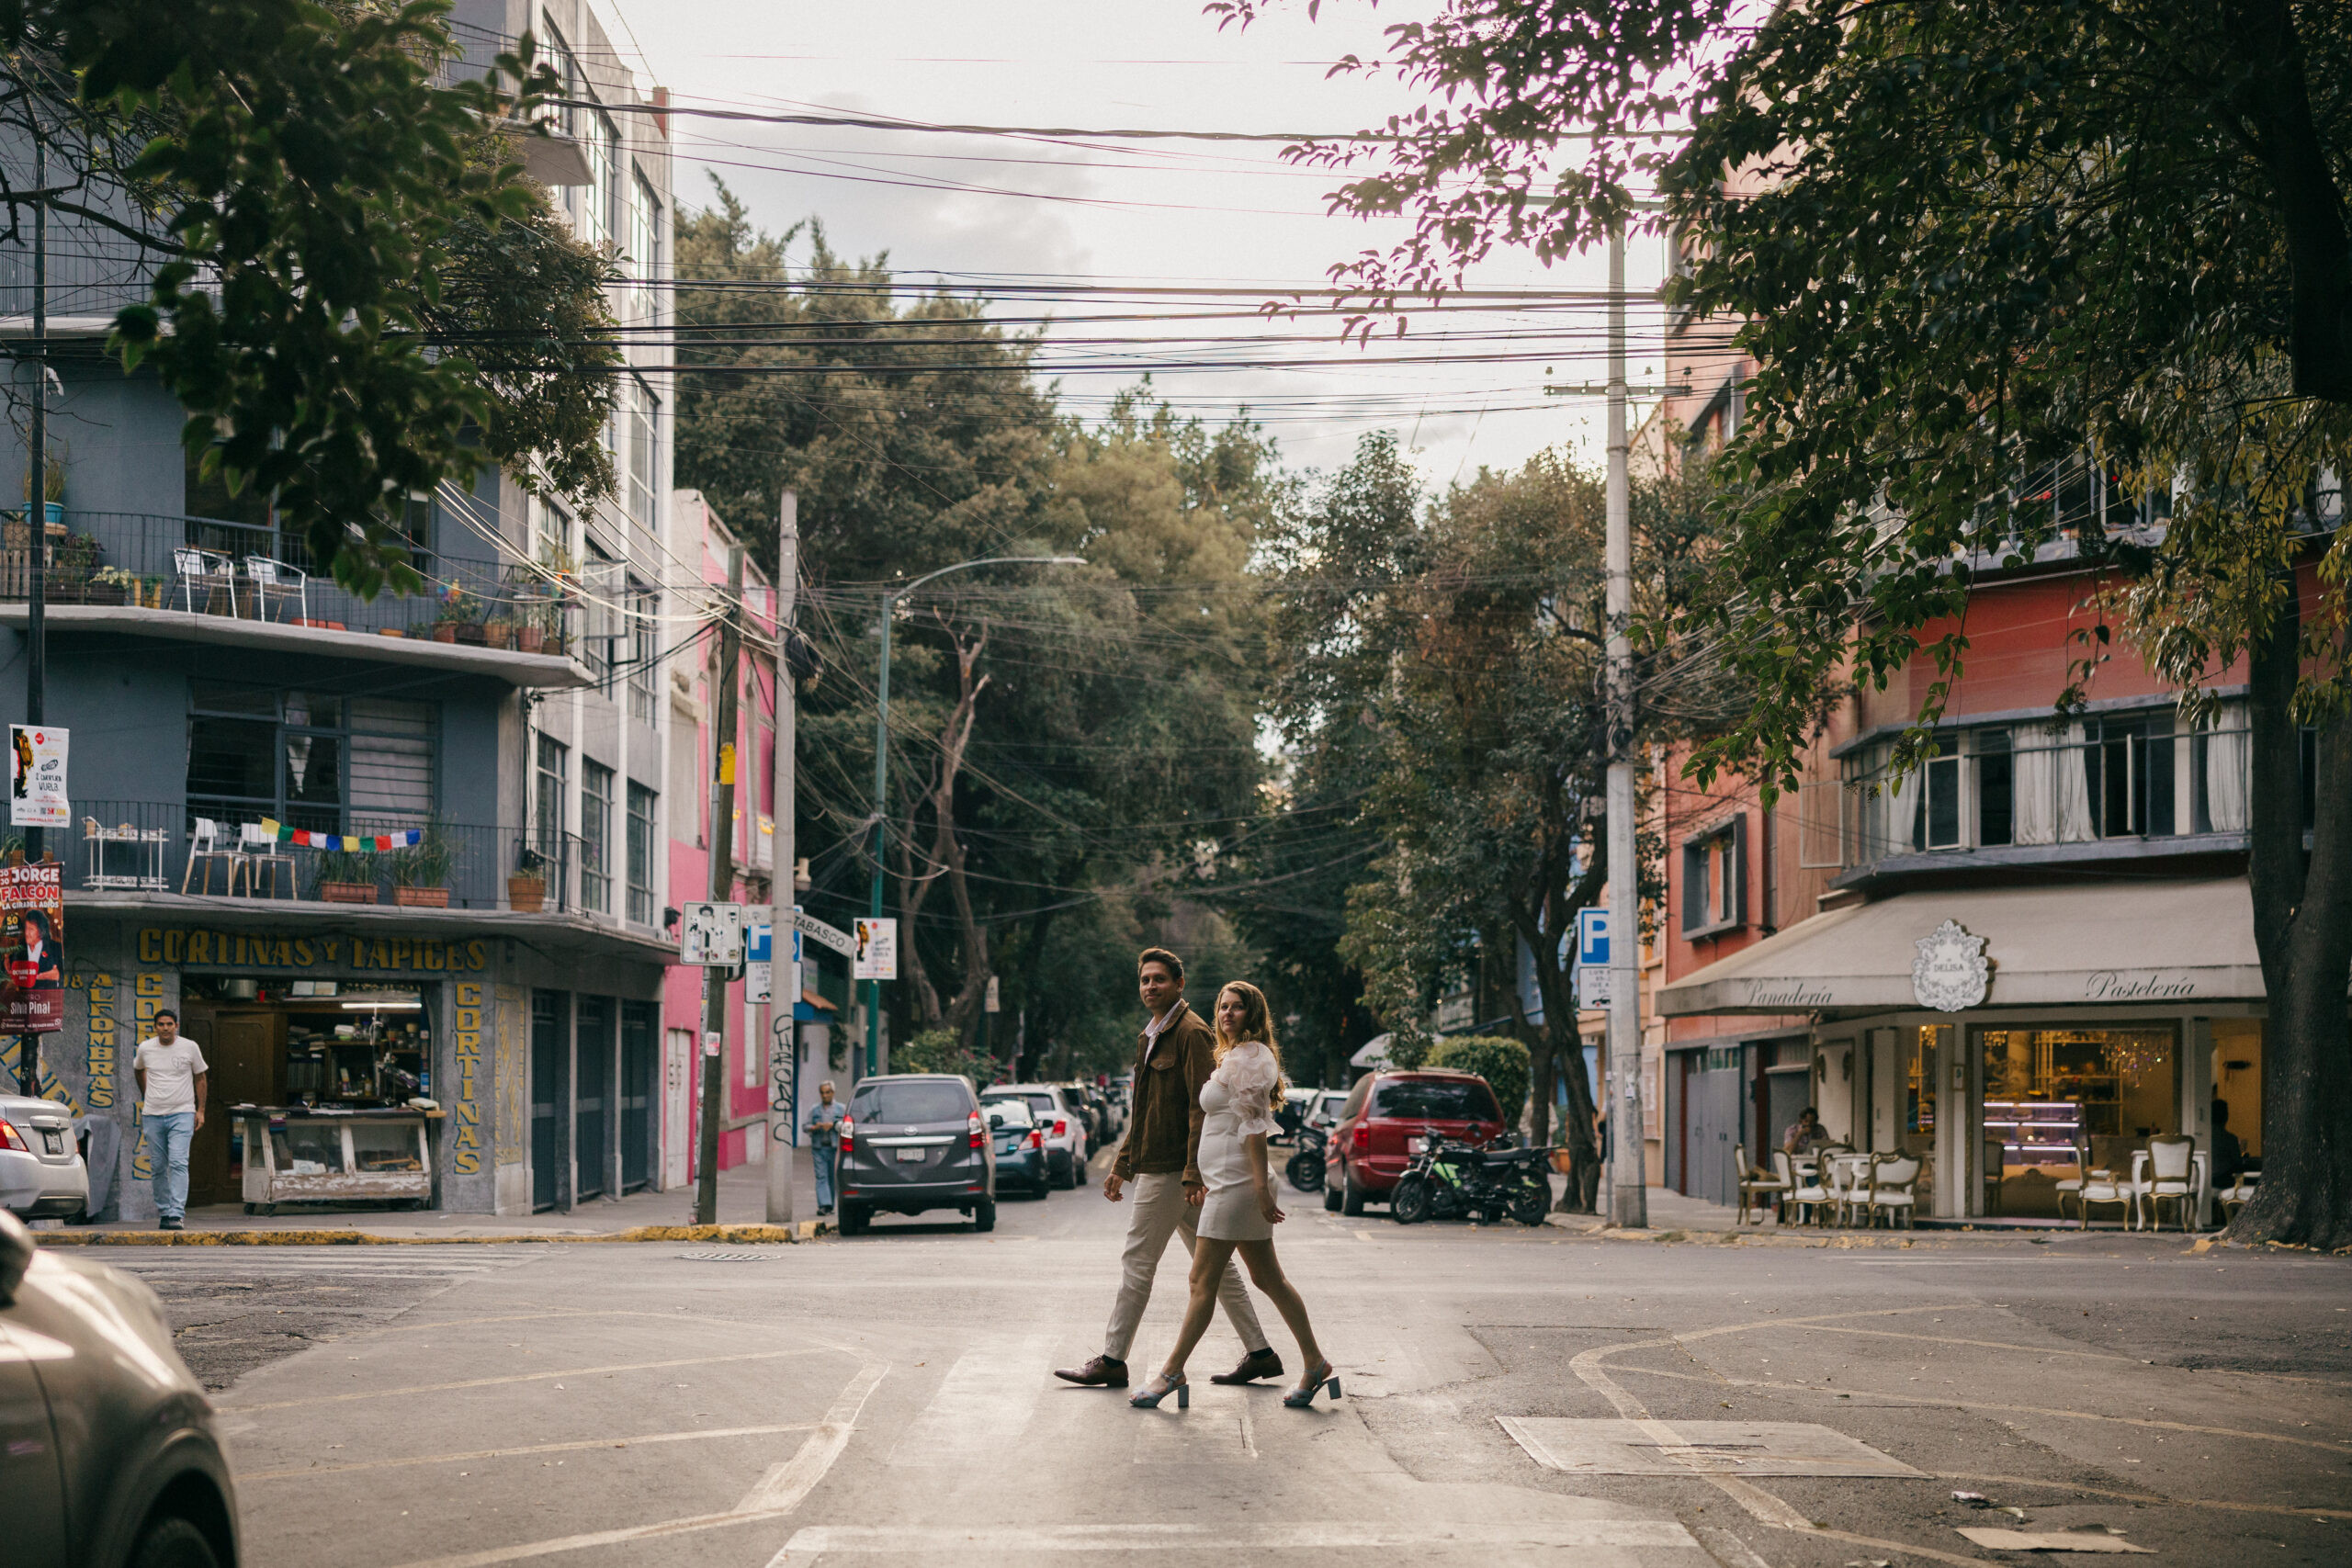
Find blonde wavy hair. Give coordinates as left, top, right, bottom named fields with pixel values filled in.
left=1212, top=980, right=1288, bottom=1114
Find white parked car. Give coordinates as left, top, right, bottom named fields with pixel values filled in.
left=984, top=1084, right=1088, bottom=1190
left=0, top=1094, right=86, bottom=1221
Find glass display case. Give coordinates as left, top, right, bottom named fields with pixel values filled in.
left=1983, top=1099, right=2083, bottom=1168
left=237, top=1107, right=436, bottom=1213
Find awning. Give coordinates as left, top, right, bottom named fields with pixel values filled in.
left=1656, top=876, right=2263, bottom=1017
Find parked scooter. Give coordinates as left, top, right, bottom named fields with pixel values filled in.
left=1285, top=1123, right=1329, bottom=1194
left=1391, top=1133, right=1553, bottom=1226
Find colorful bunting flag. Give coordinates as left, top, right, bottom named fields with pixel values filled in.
left=258, top=818, right=423, bottom=852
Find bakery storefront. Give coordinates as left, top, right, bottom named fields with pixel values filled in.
left=1656, top=877, right=2266, bottom=1224
left=49, top=904, right=673, bottom=1223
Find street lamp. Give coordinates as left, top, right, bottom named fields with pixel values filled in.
left=865, top=555, right=1084, bottom=1077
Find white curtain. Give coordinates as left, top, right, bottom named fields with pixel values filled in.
left=1879, top=763, right=1917, bottom=857
left=2014, top=727, right=2058, bottom=845
left=2204, top=725, right=2249, bottom=832
left=2055, top=721, right=2096, bottom=842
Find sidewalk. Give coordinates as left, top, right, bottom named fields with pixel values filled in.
left=38, top=1148, right=831, bottom=1247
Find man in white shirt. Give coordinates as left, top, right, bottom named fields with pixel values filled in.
left=132, top=1010, right=206, bottom=1229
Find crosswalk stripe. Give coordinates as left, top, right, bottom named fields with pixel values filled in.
left=773, top=1520, right=1703, bottom=1553
left=886, top=1334, right=1055, bottom=1466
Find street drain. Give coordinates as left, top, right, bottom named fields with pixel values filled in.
left=676, top=1249, right=776, bottom=1262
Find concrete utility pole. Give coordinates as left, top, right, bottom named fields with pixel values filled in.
left=694, top=545, right=744, bottom=1226
left=16, top=125, right=46, bottom=1098
left=1604, top=220, right=1648, bottom=1228
left=766, top=491, right=797, bottom=1225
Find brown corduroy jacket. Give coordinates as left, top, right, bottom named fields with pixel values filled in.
left=1111, top=998, right=1216, bottom=1185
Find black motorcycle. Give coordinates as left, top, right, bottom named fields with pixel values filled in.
left=1285, top=1123, right=1329, bottom=1193
left=1391, top=1134, right=1553, bottom=1226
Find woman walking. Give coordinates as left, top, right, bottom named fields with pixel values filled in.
left=1129, top=981, right=1338, bottom=1411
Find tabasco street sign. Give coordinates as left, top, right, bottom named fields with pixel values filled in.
left=854, top=918, right=898, bottom=981
left=0, top=860, right=63, bottom=1032
left=9, top=725, right=67, bottom=829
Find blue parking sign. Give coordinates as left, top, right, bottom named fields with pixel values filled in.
left=1576, top=908, right=1611, bottom=969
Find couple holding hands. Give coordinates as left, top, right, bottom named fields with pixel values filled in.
left=1053, top=947, right=1339, bottom=1411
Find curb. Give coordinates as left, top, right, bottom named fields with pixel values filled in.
left=35, top=1220, right=830, bottom=1247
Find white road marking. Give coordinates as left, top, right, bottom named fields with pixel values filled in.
left=772, top=1520, right=1703, bottom=1554
left=380, top=1359, right=889, bottom=1568
left=886, top=1335, right=1053, bottom=1465
left=1693, top=1523, right=1773, bottom=1568
left=237, top=1424, right=816, bottom=1482
left=227, top=1348, right=825, bottom=1413
left=741, top=1359, right=890, bottom=1512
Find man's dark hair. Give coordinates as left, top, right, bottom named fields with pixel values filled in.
left=2211, top=1099, right=2230, bottom=1126
left=154, top=1008, right=178, bottom=1024
left=1136, top=946, right=1184, bottom=983
left=20, top=910, right=45, bottom=937
left=1801, top=1106, right=1818, bottom=1120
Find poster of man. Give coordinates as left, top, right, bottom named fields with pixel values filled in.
left=1, top=860, right=65, bottom=1032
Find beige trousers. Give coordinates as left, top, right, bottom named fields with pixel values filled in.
left=1102, top=1170, right=1269, bottom=1361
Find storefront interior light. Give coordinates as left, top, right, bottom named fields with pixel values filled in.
left=341, top=999, right=424, bottom=1010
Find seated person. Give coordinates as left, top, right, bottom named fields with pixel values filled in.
left=1782, top=1106, right=1825, bottom=1156
left=2210, top=1099, right=2245, bottom=1191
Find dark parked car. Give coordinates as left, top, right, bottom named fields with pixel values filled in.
left=1326, top=1069, right=1507, bottom=1216
left=836, top=1074, right=997, bottom=1235
left=986, top=1098, right=1051, bottom=1198
left=1, top=1208, right=243, bottom=1567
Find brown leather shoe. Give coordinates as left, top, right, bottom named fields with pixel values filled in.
left=1209, top=1347, right=1284, bottom=1385
left=1053, top=1354, right=1129, bottom=1388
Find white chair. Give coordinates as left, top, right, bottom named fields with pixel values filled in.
left=2218, top=1170, right=2257, bottom=1222
left=1864, top=1153, right=1922, bottom=1229
left=2078, top=1161, right=2134, bottom=1228
left=2136, top=1136, right=2198, bottom=1232
left=171, top=547, right=237, bottom=615
left=1821, top=1150, right=1870, bottom=1225
left=182, top=818, right=241, bottom=895
left=1736, top=1141, right=1788, bottom=1224
left=243, top=556, right=308, bottom=624
left=235, top=821, right=297, bottom=898
left=2054, top=1133, right=2090, bottom=1222
left=1778, top=1148, right=1831, bottom=1225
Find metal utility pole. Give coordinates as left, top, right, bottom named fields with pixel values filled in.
left=694, top=545, right=744, bottom=1226
left=766, top=492, right=797, bottom=1225
left=1604, top=220, right=1648, bottom=1228
left=16, top=126, right=47, bottom=1099
left=865, top=554, right=1083, bottom=1079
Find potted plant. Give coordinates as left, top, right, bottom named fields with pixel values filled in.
left=387, top=824, right=454, bottom=908
left=431, top=592, right=469, bottom=643
left=314, top=848, right=377, bottom=904
left=46, top=531, right=101, bottom=604
left=482, top=616, right=513, bottom=650
left=508, top=845, right=548, bottom=912
left=90, top=566, right=140, bottom=607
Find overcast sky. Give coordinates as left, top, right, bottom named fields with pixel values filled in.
left=609, top=0, right=1669, bottom=489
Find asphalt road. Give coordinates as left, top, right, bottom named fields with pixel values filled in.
left=103, top=1162, right=2352, bottom=1568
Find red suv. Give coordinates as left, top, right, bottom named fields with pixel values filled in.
left=1326, top=1068, right=1507, bottom=1215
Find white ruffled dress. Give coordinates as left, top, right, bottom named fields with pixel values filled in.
left=1195, top=1041, right=1282, bottom=1241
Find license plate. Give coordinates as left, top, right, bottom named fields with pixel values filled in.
left=1408, top=1136, right=1430, bottom=1154
left=40, top=1130, right=63, bottom=1156
left=895, top=1147, right=927, bottom=1163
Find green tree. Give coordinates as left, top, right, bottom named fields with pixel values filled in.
left=1266, top=434, right=1723, bottom=1209
left=1231, top=0, right=2352, bottom=1247
left=2, top=1, right=618, bottom=594
left=675, top=201, right=1283, bottom=1069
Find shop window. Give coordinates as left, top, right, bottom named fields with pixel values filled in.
left=1974, top=729, right=2014, bottom=846
left=626, top=783, right=657, bottom=926
left=1977, top=1026, right=2177, bottom=1219
left=582, top=761, right=615, bottom=914
left=187, top=684, right=434, bottom=835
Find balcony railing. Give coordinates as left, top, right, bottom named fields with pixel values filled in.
left=57, top=802, right=620, bottom=919
left=2, top=510, right=578, bottom=651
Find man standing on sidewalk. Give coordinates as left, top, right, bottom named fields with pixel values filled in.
left=806, top=1080, right=842, bottom=1217
left=1054, top=947, right=1279, bottom=1389
left=132, top=1010, right=205, bottom=1231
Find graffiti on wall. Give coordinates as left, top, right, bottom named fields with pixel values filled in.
left=130, top=972, right=165, bottom=1180
left=85, top=971, right=116, bottom=1109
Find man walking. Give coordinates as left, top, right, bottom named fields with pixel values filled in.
left=1055, top=947, right=1280, bottom=1389
left=806, top=1079, right=843, bottom=1217
left=132, top=1009, right=205, bottom=1231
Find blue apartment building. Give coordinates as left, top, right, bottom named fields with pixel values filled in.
left=0, top=1, right=682, bottom=1221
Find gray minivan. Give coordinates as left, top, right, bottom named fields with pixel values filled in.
left=836, top=1075, right=997, bottom=1235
